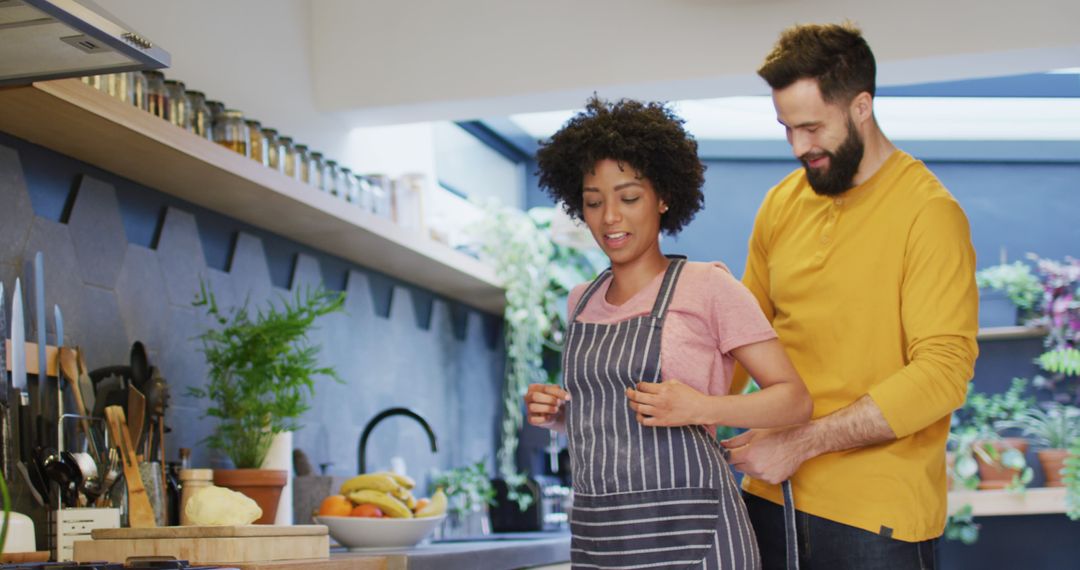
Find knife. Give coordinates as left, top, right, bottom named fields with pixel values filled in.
left=1, top=281, right=5, bottom=407
left=34, top=252, right=47, bottom=447
left=0, top=281, right=8, bottom=481
left=11, top=279, right=48, bottom=505
left=55, top=305, right=64, bottom=453
left=11, top=279, right=26, bottom=406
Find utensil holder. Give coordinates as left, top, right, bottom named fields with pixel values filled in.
left=49, top=506, right=120, bottom=561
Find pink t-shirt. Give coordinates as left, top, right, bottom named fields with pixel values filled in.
left=567, top=261, right=777, bottom=398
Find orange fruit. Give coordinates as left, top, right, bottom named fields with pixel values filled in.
left=317, top=494, right=353, bottom=517
left=351, top=503, right=384, bottom=518
left=412, top=498, right=430, bottom=513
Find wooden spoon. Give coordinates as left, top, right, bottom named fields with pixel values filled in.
left=104, top=405, right=156, bottom=527
left=58, top=347, right=100, bottom=464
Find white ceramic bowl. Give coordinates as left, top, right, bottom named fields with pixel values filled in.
left=316, top=515, right=446, bottom=549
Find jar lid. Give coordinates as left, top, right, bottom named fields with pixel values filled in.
left=295, top=144, right=308, bottom=151
left=163, top=79, right=185, bottom=88
left=262, top=128, right=279, bottom=135
left=245, top=119, right=262, bottom=127
left=179, top=468, right=214, bottom=481
left=223, top=109, right=244, bottom=118
left=186, top=90, right=206, bottom=97
left=279, top=136, right=293, bottom=143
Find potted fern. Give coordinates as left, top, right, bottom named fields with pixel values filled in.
left=190, top=282, right=344, bottom=523
left=998, top=402, right=1080, bottom=487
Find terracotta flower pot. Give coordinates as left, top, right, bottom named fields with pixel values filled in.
left=1037, top=449, right=1070, bottom=487
left=975, top=438, right=1029, bottom=490
left=213, top=468, right=289, bottom=524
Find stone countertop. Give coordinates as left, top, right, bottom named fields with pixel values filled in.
left=329, top=531, right=571, bottom=570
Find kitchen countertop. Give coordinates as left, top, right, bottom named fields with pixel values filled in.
left=329, top=531, right=571, bottom=570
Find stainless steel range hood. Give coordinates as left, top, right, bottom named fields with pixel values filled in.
left=0, top=0, right=169, bottom=86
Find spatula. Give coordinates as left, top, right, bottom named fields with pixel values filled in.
left=127, top=386, right=147, bottom=458
left=104, top=405, right=156, bottom=527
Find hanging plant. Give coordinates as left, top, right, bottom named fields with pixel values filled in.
left=468, top=203, right=603, bottom=510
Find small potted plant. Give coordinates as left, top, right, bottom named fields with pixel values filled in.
left=997, top=402, right=1080, bottom=487
left=190, top=282, right=344, bottom=523
left=429, top=460, right=497, bottom=539
left=952, top=378, right=1035, bottom=491
left=975, top=261, right=1043, bottom=327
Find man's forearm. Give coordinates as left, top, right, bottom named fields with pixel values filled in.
left=790, top=395, right=896, bottom=461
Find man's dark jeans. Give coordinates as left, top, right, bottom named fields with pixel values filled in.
left=743, top=492, right=938, bottom=570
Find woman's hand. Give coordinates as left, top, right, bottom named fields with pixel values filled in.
left=525, top=383, right=571, bottom=432
left=626, top=379, right=708, bottom=427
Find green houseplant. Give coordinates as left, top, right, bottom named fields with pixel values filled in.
left=997, top=402, right=1080, bottom=487
left=950, top=378, right=1035, bottom=492
left=190, top=282, right=344, bottom=522
left=469, top=204, right=603, bottom=513
left=430, top=460, right=498, bottom=537
left=975, top=261, right=1043, bottom=324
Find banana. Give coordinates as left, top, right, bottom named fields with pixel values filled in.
left=340, top=474, right=400, bottom=495
left=415, top=488, right=447, bottom=518
left=372, top=471, right=416, bottom=490
left=347, top=490, right=414, bottom=518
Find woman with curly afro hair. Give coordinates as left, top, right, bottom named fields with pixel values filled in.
left=524, top=96, right=810, bottom=569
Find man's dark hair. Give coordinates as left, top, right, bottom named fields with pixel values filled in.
left=535, top=96, right=705, bottom=235
left=758, top=22, right=876, bottom=104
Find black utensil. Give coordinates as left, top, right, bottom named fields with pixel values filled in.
left=16, top=404, right=48, bottom=505
left=41, top=446, right=81, bottom=508
left=130, top=341, right=150, bottom=391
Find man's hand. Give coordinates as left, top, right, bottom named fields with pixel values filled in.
left=721, top=427, right=808, bottom=485
left=525, top=383, right=570, bottom=432
left=626, top=379, right=708, bottom=427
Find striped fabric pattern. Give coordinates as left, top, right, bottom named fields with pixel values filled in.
left=564, top=258, right=761, bottom=569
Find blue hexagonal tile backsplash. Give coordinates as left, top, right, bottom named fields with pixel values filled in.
left=0, top=138, right=505, bottom=490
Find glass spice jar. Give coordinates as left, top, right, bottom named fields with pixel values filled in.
left=186, top=90, right=213, bottom=139
left=246, top=120, right=266, bottom=164
left=213, top=109, right=248, bottom=156
left=280, top=136, right=297, bottom=178
left=263, top=128, right=282, bottom=171
left=143, top=70, right=169, bottom=121
left=129, top=71, right=148, bottom=110
left=340, top=167, right=357, bottom=202
left=368, top=174, right=394, bottom=220
left=294, top=144, right=311, bottom=183
left=325, top=160, right=341, bottom=196
left=163, top=80, right=192, bottom=130
left=355, top=174, right=375, bottom=213
left=206, top=100, right=226, bottom=126
left=309, top=152, right=325, bottom=191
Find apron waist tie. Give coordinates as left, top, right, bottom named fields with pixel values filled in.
left=782, top=479, right=799, bottom=570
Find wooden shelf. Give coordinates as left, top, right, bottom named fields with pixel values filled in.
left=0, top=79, right=505, bottom=313
left=976, top=325, right=1048, bottom=341
left=948, top=487, right=1067, bottom=517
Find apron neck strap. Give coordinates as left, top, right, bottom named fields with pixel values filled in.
left=649, top=256, right=687, bottom=322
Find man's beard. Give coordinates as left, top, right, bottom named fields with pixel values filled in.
left=801, top=118, right=864, bottom=197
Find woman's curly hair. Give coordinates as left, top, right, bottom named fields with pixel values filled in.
left=535, top=96, right=705, bottom=235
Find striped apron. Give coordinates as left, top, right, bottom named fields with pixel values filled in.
left=564, top=257, right=797, bottom=569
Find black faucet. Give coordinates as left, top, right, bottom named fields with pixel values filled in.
left=358, top=407, right=438, bottom=474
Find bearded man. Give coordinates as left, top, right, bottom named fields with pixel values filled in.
left=722, top=22, right=979, bottom=570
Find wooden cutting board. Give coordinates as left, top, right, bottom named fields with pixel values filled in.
left=73, top=525, right=330, bottom=565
